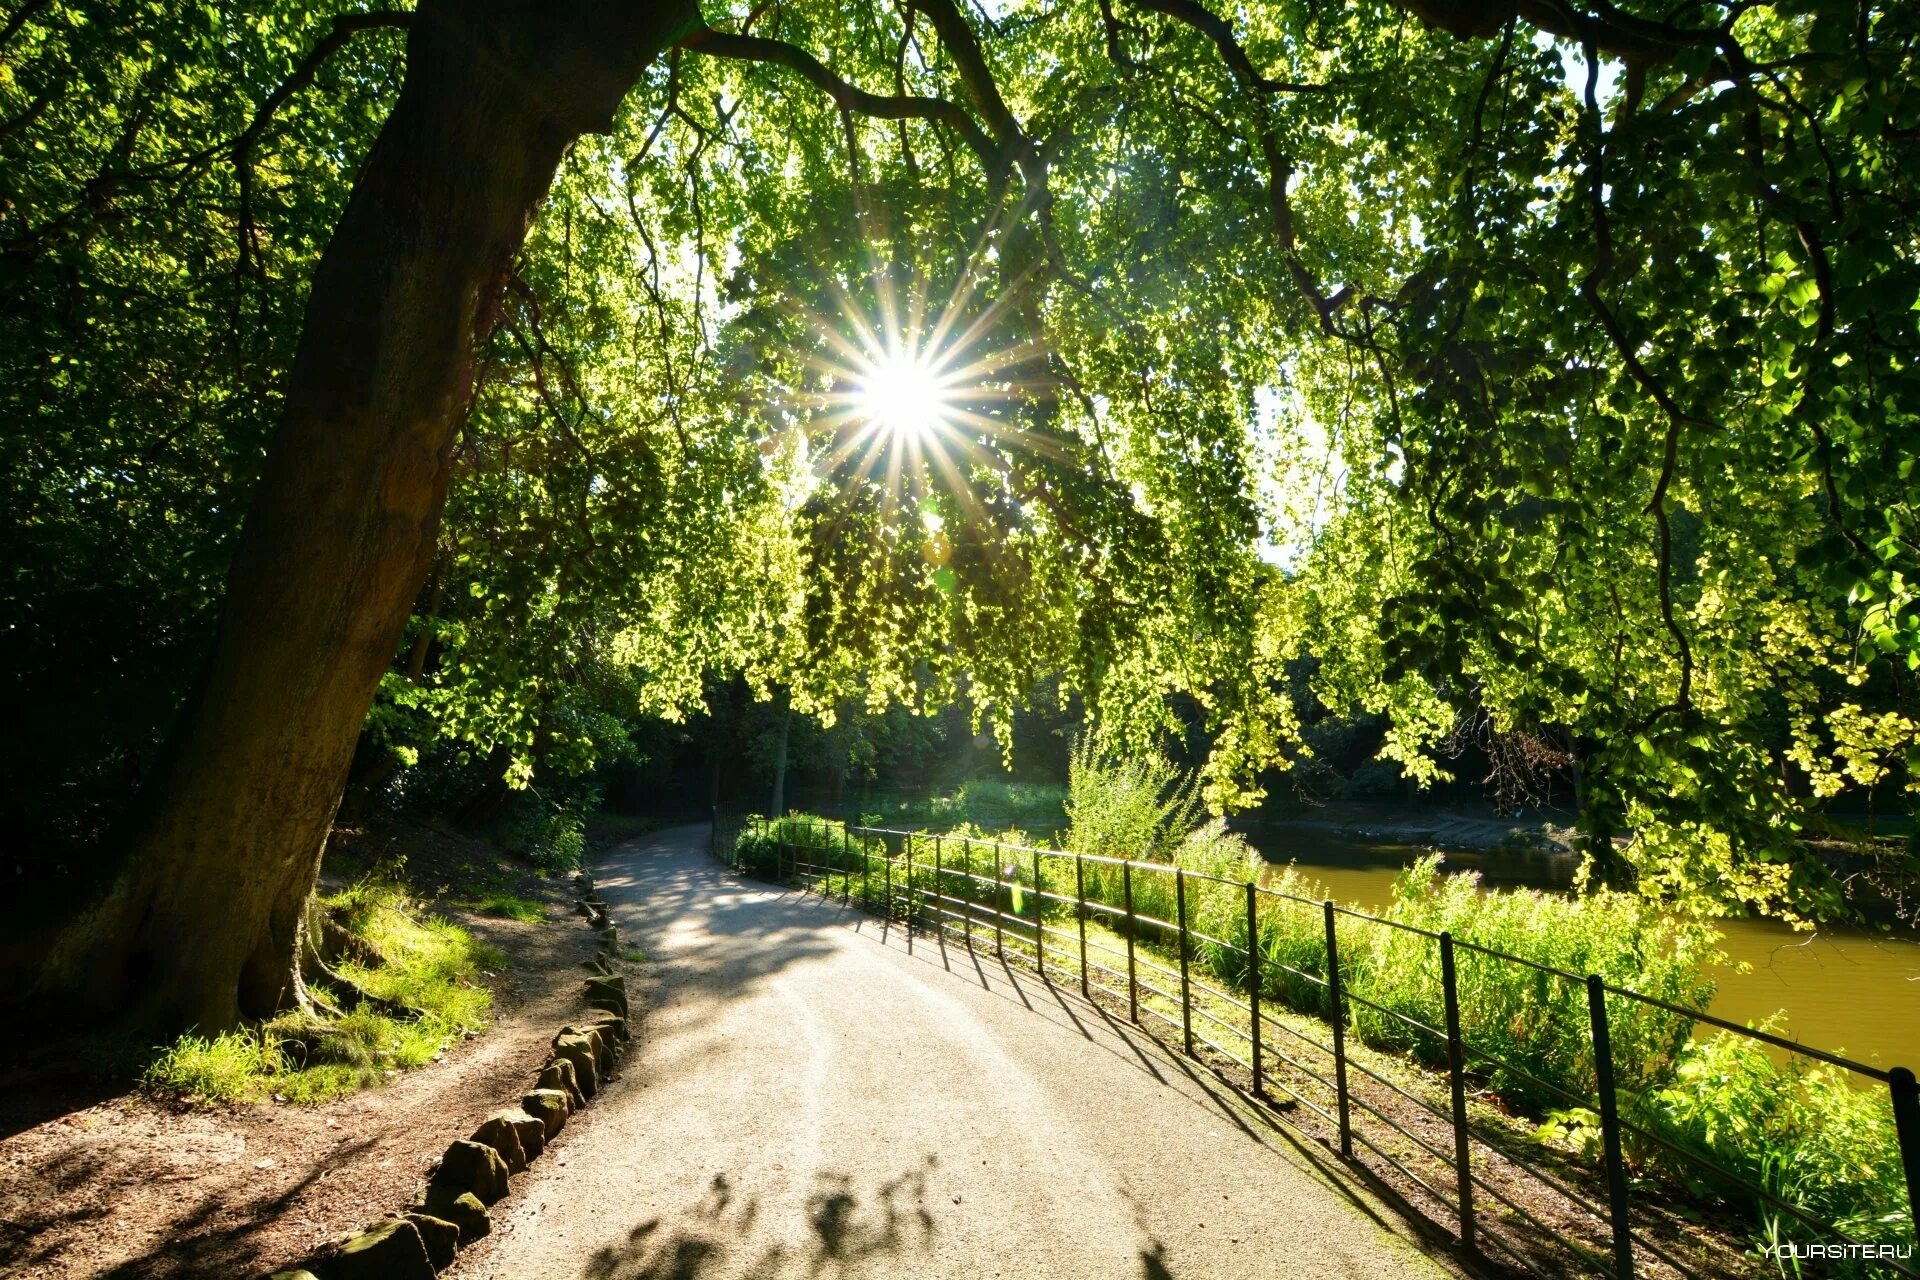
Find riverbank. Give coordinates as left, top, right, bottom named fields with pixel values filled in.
left=1235, top=805, right=1579, bottom=855
left=1237, top=822, right=1920, bottom=1071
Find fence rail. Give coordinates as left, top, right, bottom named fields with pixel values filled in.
left=714, top=811, right=1920, bottom=1280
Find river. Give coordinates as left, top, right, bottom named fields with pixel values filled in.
left=1245, top=827, right=1920, bottom=1074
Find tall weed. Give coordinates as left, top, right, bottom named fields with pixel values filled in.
left=1066, top=727, right=1203, bottom=862
left=1356, top=857, right=1718, bottom=1100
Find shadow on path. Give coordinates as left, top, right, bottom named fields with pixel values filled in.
left=577, top=1156, right=1182, bottom=1280
left=769, top=880, right=1436, bottom=1256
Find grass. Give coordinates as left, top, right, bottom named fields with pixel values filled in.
left=143, top=1030, right=285, bottom=1104
left=143, top=880, right=503, bottom=1105
left=470, top=892, right=545, bottom=922
left=810, top=781, right=1071, bottom=832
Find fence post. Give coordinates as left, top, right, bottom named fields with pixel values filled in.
left=1587, top=976, right=1635, bottom=1279
left=1892, top=1067, right=1920, bottom=1254
left=1439, top=933, right=1476, bottom=1255
left=1121, top=859, right=1128, bottom=1020
left=885, top=851, right=895, bottom=942
left=1175, top=869, right=1194, bottom=1056
left=1246, top=882, right=1263, bottom=1099
left=1033, top=850, right=1045, bottom=979
left=1123, top=861, right=1140, bottom=1024
left=1323, top=901, right=1353, bottom=1158
left=962, top=839, right=974, bottom=951
left=844, top=827, right=854, bottom=906
left=992, top=844, right=1005, bottom=959
left=1076, top=855, right=1089, bottom=999
left=898, top=836, right=913, bottom=955
left=933, top=836, right=944, bottom=951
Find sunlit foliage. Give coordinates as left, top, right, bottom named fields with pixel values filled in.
left=3, top=0, right=1916, bottom=917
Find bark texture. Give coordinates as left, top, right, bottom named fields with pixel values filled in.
left=30, top=0, right=697, bottom=1032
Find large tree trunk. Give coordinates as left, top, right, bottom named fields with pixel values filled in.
left=30, top=0, right=695, bottom=1033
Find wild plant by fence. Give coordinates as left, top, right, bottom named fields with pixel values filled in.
left=717, top=811, right=1920, bottom=1280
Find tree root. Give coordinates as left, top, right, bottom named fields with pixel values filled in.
left=296, top=900, right=424, bottom=1022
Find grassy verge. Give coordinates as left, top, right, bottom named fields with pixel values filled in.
left=143, top=880, right=503, bottom=1105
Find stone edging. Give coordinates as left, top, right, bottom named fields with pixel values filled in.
left=263, top=867, right=633, bottom=1280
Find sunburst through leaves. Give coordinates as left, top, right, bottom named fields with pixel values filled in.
left=804, top=266, right=1046, bottom=509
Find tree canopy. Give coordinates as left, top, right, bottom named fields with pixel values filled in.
left=3, top=0, right=1917, bottom=972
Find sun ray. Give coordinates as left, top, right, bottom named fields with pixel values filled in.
left=787, top=227, right=1076, bottom=527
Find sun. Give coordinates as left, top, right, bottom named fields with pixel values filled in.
left=797, top=257, right=1057, bottom=507
left=853, top=351, right=955, bottom=443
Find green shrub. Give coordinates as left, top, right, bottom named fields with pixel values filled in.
left=1632, top=1028, right=1913, bottom=1266
left=944, top=780, right=1069, bottom=827
left=516, top=811, right=585, bottom=872
left=737, top=814, right=846, bottom=874
left=817, top=782, right=1069, bottom=832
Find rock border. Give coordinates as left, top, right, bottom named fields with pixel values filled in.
left=263, top=868, right=633, bottom=1280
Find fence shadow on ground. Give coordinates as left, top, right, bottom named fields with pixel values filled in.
left=795, top=887, right=1470, bottom=1275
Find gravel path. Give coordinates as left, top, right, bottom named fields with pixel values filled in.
left=453, top=824, right=1451, bottom=1280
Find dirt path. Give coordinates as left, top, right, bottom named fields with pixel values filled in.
left=452, top=825, right=1451, bottom=1280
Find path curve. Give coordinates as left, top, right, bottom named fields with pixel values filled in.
left=453, top=824, right=1450, bottom=1280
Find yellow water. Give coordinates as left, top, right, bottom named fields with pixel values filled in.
left=1251, top=833, right=1920, bottom=1073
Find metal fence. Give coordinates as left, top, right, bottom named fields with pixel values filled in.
left=715, top=812, right=1920, bottom=1280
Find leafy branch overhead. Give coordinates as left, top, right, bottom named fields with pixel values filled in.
left=3, top=0, right=1916, bottom=948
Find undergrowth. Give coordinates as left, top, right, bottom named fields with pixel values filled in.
left=143, top=880, right=501, bottom=1105
left=503, top=807, right=586, bottom=873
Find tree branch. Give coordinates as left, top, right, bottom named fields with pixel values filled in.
left=0, top=0, right=49, bottom=53
left=1259, top=133, right=1354, bottom=335
left=677, top=25, right=996, bottom=165
left=1126, top=0, right=1333, bottom=93
left=904, top=0, right=1024, bottom=147
left=1390, top=0, right=1716, bottom=63
left=231, top=11, right=413, bottom=275
left=1574, top=43, right=1695, bottom=722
